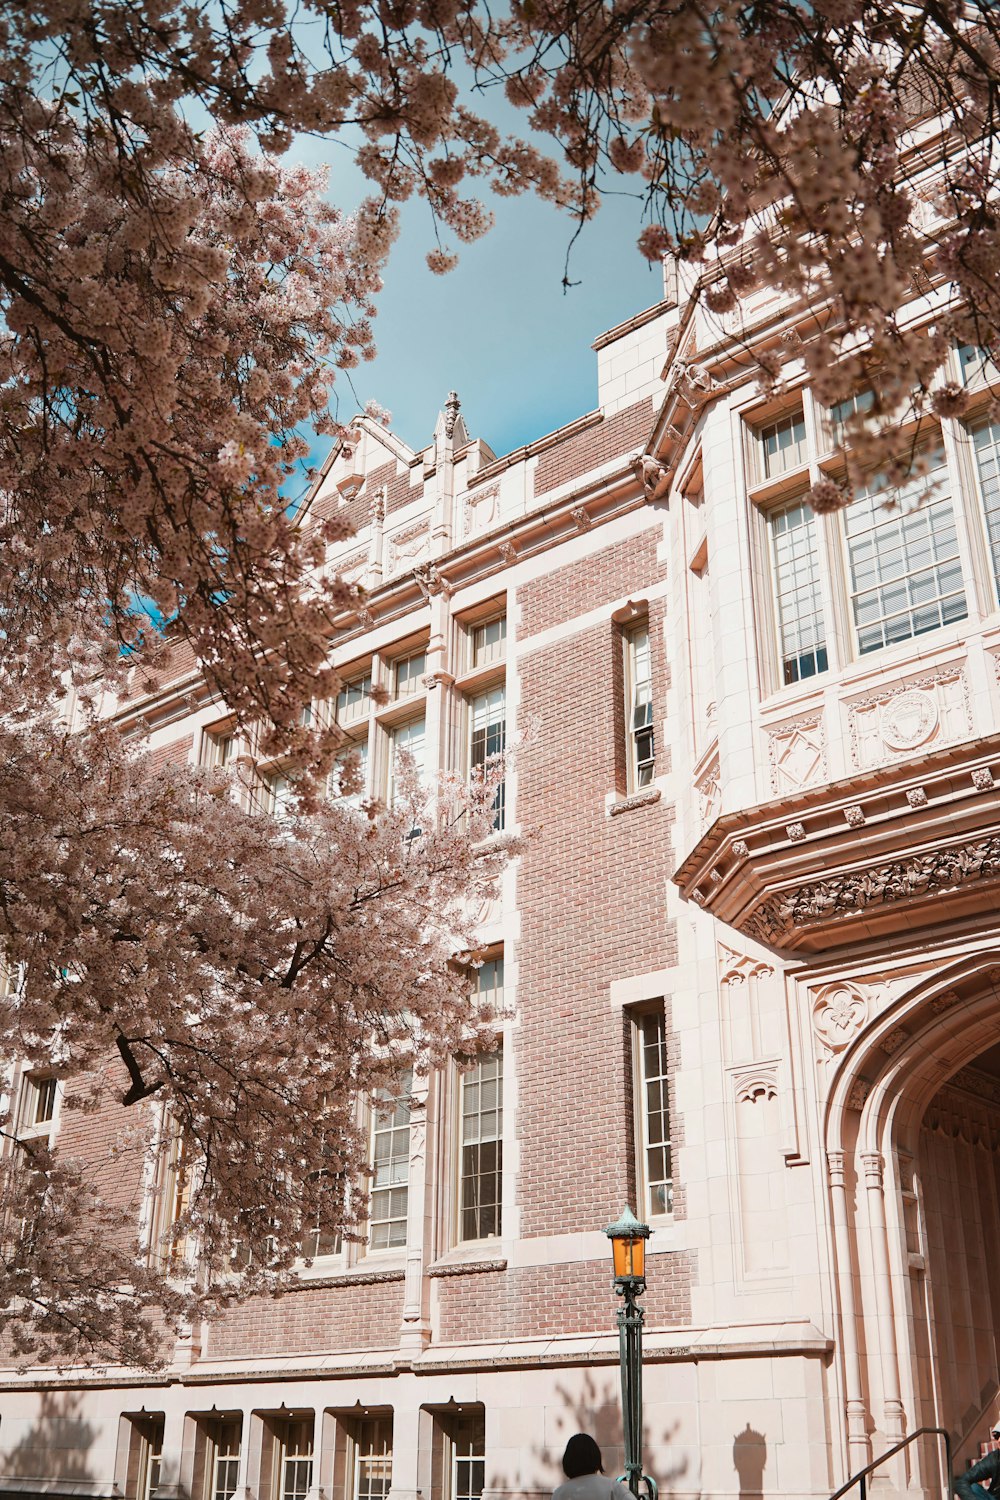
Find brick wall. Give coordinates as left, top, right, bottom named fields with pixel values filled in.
left=146, top=734, right=193, bottom=774
left=518, top=532, right=663, bottom=639
left=513, top=530, right=684, bottom=1292
left=534, top=399, right=653, bottom=497
left=206, top=1277, right=405, bottom=1358
left=56, top=1057, right=149, bottom=1223
left=436, top=1254, right=691, bottom=1343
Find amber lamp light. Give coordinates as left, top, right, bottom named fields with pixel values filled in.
left=605, top=1205, right=650, bottom=1284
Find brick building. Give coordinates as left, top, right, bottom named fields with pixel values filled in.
left=4, top=247, right=1000, bottom=1500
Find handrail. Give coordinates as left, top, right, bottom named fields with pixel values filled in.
left=829, top=1425, right=952, bottom=1500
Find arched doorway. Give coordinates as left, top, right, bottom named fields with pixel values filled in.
left=826, top=962, right=1000, bottom=1490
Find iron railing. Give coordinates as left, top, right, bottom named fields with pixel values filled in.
left=829, top=1426, right=952, bottom=1500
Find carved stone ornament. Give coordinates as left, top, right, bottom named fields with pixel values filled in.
left=733, top=1066, right=778, bottom=1105
left=786, top=822, right=807, bottom=842
left=497, top=539, right=518, bottom=564
left=369, top=487, right=386, bottom=524
left=569, top=506, right=592, bottom=531
left=413, top=561, right=452, bottom=599
left=813, top=981, right=869, bottom=1054
left=731, top=839, right=750, bottom=859
left=631, top=453, right=670, bottom=498
left=767, top=713, right=826, bottom=796
left=972, top=766, right=995, bottom=791
left=463, top=482, right=500, bottom=537
left=881, top=1027, right=910, bottom=1055
left=717, top=941, right=774, bottom=985
left=907, top=787, right=928, bottom=808
left=387, top=519, right=430, bottom=573
left=844, top=804, right=865, bottom=828
left=356, top=606, right=374, bottom=630
left=930, top=988, right=961, bottom=1013
left=879, top=688, right=939, bottom=751
left=744, top=832, right=1000, bottom=946
left=847, top=1077, right=872, bottom=1111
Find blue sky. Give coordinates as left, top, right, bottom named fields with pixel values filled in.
left=299, top=136, right=663, bottom=464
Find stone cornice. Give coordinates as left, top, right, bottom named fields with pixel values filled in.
left=674, top=730, right=1000, bottom=954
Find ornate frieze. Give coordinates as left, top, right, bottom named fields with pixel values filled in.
left=744, top=832, right=1000, bottom=947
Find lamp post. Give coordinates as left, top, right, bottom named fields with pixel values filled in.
left=605, top=1207, right=658, bottom=1500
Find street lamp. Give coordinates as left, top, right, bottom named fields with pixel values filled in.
left=605, top=1207, right=658, bottom=1500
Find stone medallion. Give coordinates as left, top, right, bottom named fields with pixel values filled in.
left=880, top=688, right=938, bottom=751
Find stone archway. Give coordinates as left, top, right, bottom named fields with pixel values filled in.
left=825, top=960, right=1000, bottom=1490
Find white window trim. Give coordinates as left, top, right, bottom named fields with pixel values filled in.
left=632, top=1003, right=674, bottom=1223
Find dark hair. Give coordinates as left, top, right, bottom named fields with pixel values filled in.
left=562, top=1435, right=604, bottom=1479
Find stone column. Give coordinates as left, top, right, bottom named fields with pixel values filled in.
left=828, top=1149, right=871, bottom=1477
left=861, top=1151, right=906, bottom=1448
left=399, top=1077, right=431, bottom=1353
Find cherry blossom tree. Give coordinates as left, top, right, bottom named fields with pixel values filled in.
left=3, top=0, right=1000, bottom=1363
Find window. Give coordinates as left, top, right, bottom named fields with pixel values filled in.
left=330, top=738, right=369, bottom=808
left=299, top=1170, right=343, bottom=1261
left=970, top=417, right=1000, bottom=600
left=829, top=388, right=875, bottom=444
left=353, top=1417, right=392, bottom=1500
left=959, top=344, right=1000, bottom=385
left=203, top=1418, right=242, bottom=1500
left=126, top=1415, right=165, bottom=1500
left=433, top=1410, right=486, bottom=1500
left=472, top=615, right=506, bottom=669
left=148, top=1123, right=195, bottom=1268
left=18, top=1073, right=58, bottom=1144
left=766, top=500, right=829, bottom=684
left=369, top=1075, right=411, bottom=1251
left=845, top=448, right=967, bottom=654
left=757, top=411, right=807, bottom=479
left=635, top=1007, right=673, bottom=1217
left=274, top=1419, right=313, bottom=1500
left=458, top=962, right=503, bottom=1243
left=203, top=726, right=238, bottom=768
left=388, top=717, right=426, bottom=807
left=263, top=771, right=294, bottom=818
left=394, top=651, right=426, bottom=699
left=624, top=625, right=655, bottom=791
left=337, top=672, right=372, bottom=726
left=469, top=686, right=505, bottom=831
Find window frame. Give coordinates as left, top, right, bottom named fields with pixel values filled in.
left=631, top=1002, right=674, bottom=1222
left=200, top=1415, right=243, bottom=1500
left=350, top=1414, right=393, bottom=1500
left=623, top=621, right=655, bottom=794
left=367, top=1073, right=413, bottom=1254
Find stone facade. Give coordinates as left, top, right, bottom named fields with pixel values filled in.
left=4, top=260, right=1000, bottom=1500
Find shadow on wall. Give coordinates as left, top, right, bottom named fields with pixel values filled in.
left=488, top=1365, right=688, bottom=1498
left=732, top=1424, right=767, bottom=1500
left=1, top=1388, right=99, bottom=1484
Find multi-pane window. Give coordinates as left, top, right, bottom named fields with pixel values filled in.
left=971, top=417, right=1000, bottom=600
left=353, top=1417, right=392, bottom=1500
left=128, top=1415, right=165, bottom=1500
left=624, top=625, right=655, bottom=791
left=450, top=1414, right=486, bottom=1500
left=337, top=673, right=372, bottom=725
left=18, top=1074, right=58, bottom=1142
left=394, top=651, right=426, bottom=699
left=846, top=449, right=967, bottom=654
left=388, top=717, right=426, bottom=806
left=757, top=411, right=807, bottom=478
left=330, top=738, right=369, bottom=808
left=829, top=388, right=875, bottom=443
left=263, top=771, right=294, bottom=819
left=472, top=615, right=506, bottom=668
left=149, top=1124, right=194, bottom=1268
left=204, top=1418, right=242, bottom=1500
left=369, top=1074, right=411, bottom=1251
left=300, top=1170, right=343, bottom=1260
left=203, top=726, right=238, bottom=768
left=767, top=500, right=829, bottom=684
left=959, top=344, right=1000, bottom=385
left=459, top=1040, right=503, bottom=1242
left=637, top=1008, right=673, bottom=1217
left=469, top=686, right=505, bottom=831
left=275, top=1419, right=313, bottom=1500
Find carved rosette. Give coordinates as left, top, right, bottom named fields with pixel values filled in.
left=812, top=981, right=869, bottom=1055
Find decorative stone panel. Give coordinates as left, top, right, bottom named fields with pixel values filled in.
left=766, top=712, right=826, bottom=795
left=461, top=482, right=500, bottom=539
left=848, top=667, right=970, bottom=770
left=696, top=753, right=721, bottom=831
left=386, top=519, right=430, bottom=576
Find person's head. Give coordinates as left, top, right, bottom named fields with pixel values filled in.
left=562, top=1435, right=604, bottom=1479
left=992, top=1425, right=1000, bottom=1442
